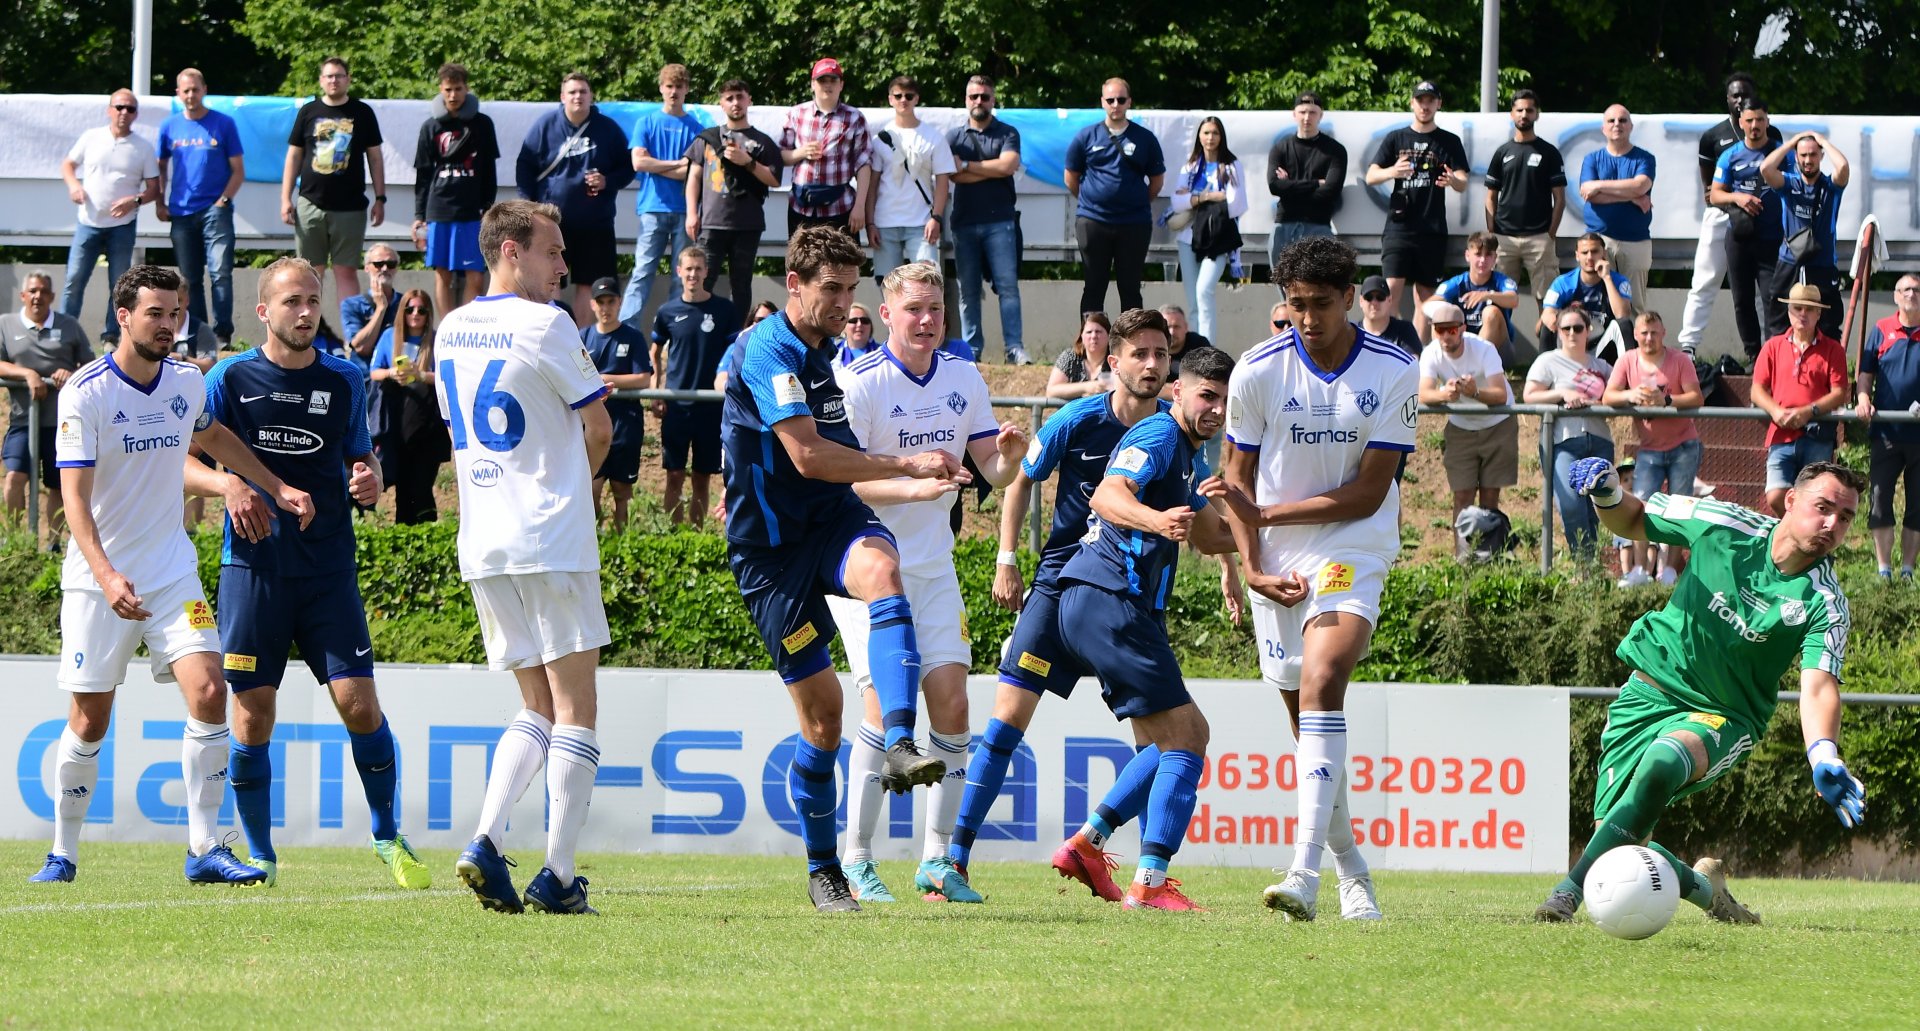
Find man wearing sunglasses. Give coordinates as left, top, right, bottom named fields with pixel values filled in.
left=59, top=89, right=159, bottom=345
left=948, top=74, right=1028, bottom=365
left=340, top=246, right=402, bottom=391
left=1065, top=78, right=1165, bottom=319
left=867, top=77, right=955, bottom=284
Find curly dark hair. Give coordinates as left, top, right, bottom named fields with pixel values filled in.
left=1270, top=235, right=1358, bottom=292
left=112, top=265, right=182, bottom=314
left=786, top=224, right=866, bottom=281
left=1179, top=344, right=1235, bottom=385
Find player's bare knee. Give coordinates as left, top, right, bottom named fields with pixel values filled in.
left=329, top=678, right=382, bottom=734
left=922, top=666, right=968, bottom=733
left=991, top=681, right=1040, bottom=729
left=231, top=685, right=277, bottom=743
left=1664, top=729, right=1711, bottom=782
left=67, top=695, right=113, bottom=742
left=841, top=542, right=905, bottom=603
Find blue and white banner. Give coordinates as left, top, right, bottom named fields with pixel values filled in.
left=1, top=659, right=1568, bottom=873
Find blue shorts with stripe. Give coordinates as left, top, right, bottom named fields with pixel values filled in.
left=216, top=566, right=374, bottom=691
left=729, top=493, right=895, bottom=683
left=1000, top=578, right=1189, bottom=719
left=998, top=578, right=1093, bottom=699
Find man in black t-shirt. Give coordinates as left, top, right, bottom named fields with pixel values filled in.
left=651, top=246, right=738, bottom=526
left=686, top=79, right=781, bottom=322
left=279, top=57, right=386, bottom=317
left=1483, top=89, right=1566, bottom=306
left=410, top=63, right=499, bottom=319
left=1365, top=80, right=1467, bottom=341
left=1678, top=72, right=1784, bottom=354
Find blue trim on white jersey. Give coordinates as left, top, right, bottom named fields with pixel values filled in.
left=55, top=460, right=95, bottom=468
left=878, top=345, right=941, bottom=387
left=104, top=353, right=162, bottom=395
left=1366, top=440, right=1416, bottom=453
left=570, top=385, right=611, bottom=410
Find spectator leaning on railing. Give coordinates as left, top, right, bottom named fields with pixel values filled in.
left=1603, top=311, right=1702, bottom=586
left=1855, top=272, right=1920, bottom=582
left=1524, top=305, right=1614, bottom=563
left=1047, top=312, right=1114, bottom=399
left=1750, top=282, right=1849, bottom=518
left=0, top=272, right=91, bottom=539
left=1417, top=300, right=1516, bottom=544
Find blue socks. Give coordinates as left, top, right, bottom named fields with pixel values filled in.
left=349, top=716, right=399, bottom=842
left=789, top=739, right=840, bottom=873
left=229, top=740, right=274, bottom=863
left=950, top=716, right=1024, bottom=866
left=1100, top=743, right=1161, bottom=831
left=1138, top=749, right=1204, bottom=871
left=866, top=595, right=921, bottom=749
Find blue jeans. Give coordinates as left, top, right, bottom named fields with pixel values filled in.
left=61, top=221, right=137, bottom=340
left=1551, top=433, right=1615, bottom=561
left=1766, top=435, right=1835, bottom=492
left=620, top=211, right=689, bottom=325
left=1632, top=438, right=1702, bottom=499
left=1177, top=240, right=1228, bottom=340
left=952, top=219, right=1024, bottom=360
left=872, top=225, right=937, bottom=280
left=1268, top=220, right=1334, bottom=281
left=169, top=203, right=236, bottom=339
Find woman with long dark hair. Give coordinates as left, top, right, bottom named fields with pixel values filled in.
left=1168, top=117, right=1247, bottom=340
left=369, top=288, right=450, bottom=523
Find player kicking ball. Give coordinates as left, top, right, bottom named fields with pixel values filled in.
left=951, top=314, right=1173, bottom=902
left=828, top=261, right=1028, bottom=904
left=31, top=265, right=313, bottom=886
left=445, top=201, right=616, bottom=915
left=1217, top=236, right=1419, bottom=922
left=198, top=257, right=428, bottom=890
left=721, top=227, right=967, bottom=913
left=1534, top=458, right=1867, bottom=925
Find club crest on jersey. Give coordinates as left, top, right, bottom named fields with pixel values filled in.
left=169, top=394, right=189, bottom=420
left=1781, top=599, right=1808, bottom=626
left=1355, top=389, right=1380, bottom=417
left=946, top=391, right=968, bottom=415
left=701, top=314, right=716, bottom=333
left=308, top=390, right=331, bottom=414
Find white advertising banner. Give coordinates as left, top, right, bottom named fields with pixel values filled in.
left=0, top=659, right=1568, bottom=873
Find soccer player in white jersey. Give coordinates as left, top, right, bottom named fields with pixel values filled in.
left=444, top=200, right=616, bottom=916
left=1216, top=236, right=1420, bottom=921
left=31, top=265, right=313, bottom=886
left=827, top=262, right=1029, bottom=904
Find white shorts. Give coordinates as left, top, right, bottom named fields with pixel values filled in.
left=1250, top=551, right=1388, bottom=690
left=827, top=569, right=972, bottom=692
left=469, top=571, right=611, bottom=671
left=58, top=575, right=221, bottom=692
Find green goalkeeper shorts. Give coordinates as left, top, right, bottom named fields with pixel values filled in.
left=1591, top=672, right=1761, bottom=820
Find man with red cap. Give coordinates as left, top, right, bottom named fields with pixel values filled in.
left=781, top=58, right=872, bottom=239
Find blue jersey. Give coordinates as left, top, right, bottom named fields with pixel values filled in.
left=721, top=312, right=863, bottom=547
left=583, top=322, right=652, bottom=432
left=1436, top=270, right=1517, bottom=337
left=1059, top=411, right=1205, bottom=610
left=1712, top=143, right=1783, bottom=242
left=1777, top=168, right=1842, bottom=267
left=1022, top=392, right=1170, bottom=587
left=652, top=295, right=737, bottom=399
left=204, top=349, right=371, bottom=576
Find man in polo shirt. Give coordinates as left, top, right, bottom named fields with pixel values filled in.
left=947, top=74, right=1027, bottom=365
left=1750, top=283, right=1849, bottom=516
left=1064, top=77, right=1165, bottom=318
left=59, top=89, right=159, bottom=345
left=780, top=58, right=873, bottom=238
left=157, top=68, right=245, bottom=345
left=0, top=272, right=91, bottom=538
left=1855, top=273, right=1920, bottom=581
left=1577, top=105, right=1656, bottom=315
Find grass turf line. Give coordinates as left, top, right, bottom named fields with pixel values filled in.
left=1, top=842, right=1916, bottom=1029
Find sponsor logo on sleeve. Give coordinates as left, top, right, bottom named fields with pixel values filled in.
left=56, top=419, right=82, bottom=449
left=1400, top=394, right=1418, bottom=429
left=771, top=372, right=807, bottom=407
left=1110, top=446, right=1149, bottom=477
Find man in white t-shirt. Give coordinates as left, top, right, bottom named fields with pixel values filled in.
left=33, top=264, right=312, bottom=887
left=444, top=200, right=616, bottom=917
left=865, top=77, right=955, bottom=282
left=1218, top=236, right=1419, bottom=923
left=1416, top=299, right=1518, bottom=529
left=826, top=261, right=1027, bottom=905
left=59, top=90, right=160, bottom=344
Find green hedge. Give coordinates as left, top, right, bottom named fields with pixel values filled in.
left=5, top=526, right=1917, bottom=870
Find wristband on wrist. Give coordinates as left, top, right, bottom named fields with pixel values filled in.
left=1806, top=738, right=1840, bottom=768
left=995, top=550, right=1018, bottom=567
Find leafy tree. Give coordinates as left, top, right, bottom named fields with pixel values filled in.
left=2, top=0, right=280, bottom=96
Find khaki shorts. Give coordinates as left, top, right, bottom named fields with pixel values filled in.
left=294, top=196, right=369, bottom=269
left=1442, top=418, right=1520, bottom=492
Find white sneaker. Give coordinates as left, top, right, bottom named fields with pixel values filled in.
left=1337, top=873, right=1383, bottom=921
left=1617, top=568, right=1653, bottom=588
left=1262, top=868, right=1319, bottom=922
left=1656, top=567, right=1678, bottom=586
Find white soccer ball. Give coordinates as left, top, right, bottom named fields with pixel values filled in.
left=1583, top=845, right=1681, bottom=940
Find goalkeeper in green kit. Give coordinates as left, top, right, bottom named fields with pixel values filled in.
left=1535, top=458, right=1870, bottom=925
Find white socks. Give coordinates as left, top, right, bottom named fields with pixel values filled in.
left=477, top=709, right=552, bottom=850
left=923, top=730, right=970, bottom=861
left=1327, top=776, right=1370, bottom=879
left=52, top=727, right=102, bottom=860
left=181, top=718, right=231, bottom=856
left=1291, top=710, right=1347, bottom=873
left=844, top=723, right=887, bottom=866
left=544, top=725, right=598, bottom=885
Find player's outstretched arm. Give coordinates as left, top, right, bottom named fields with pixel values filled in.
left=1801, top=669, right=1867, bottom=829
left=1568, top=456, right=1650, bottom=542
left=181, top=456, right=275, bottom=543
left=993, top=471, right=1033, bottom=611
left=1219, top=447, right=1401, bottom=529
left=771, top=413, right=967, bottom=485
left=966, top=420, right=1030, bottom=489
left=1091, top=474, right=1193, bottom=541
left=851, top=473, right=961, bottom=505
left=192, top=420, right=314, bottom=531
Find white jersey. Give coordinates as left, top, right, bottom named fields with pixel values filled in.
left=436, top=294, right=610, bottom=580
left=1226, top=325, right=1419, bottom=561
left=55, top=355, right=211, bottom=591
left=836, top=346, right=998, bottom=577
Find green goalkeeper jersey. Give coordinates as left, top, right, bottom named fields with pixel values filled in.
left=1615, top=492, right=1850, bottom=732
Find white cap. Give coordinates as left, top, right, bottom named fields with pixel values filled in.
left=1422, top=299, right=1466, bottom=325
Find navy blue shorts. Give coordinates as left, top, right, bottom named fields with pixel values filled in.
left=216, top=566, right=374, bottom=690
left=662, top=402, right=723, bottom=474
left=2, top=425, right=57, bottom=490
left=1056, top=582, right=1191, bottom=720
left=998, top=578, right=1094, bottom=699
left=730, top=495, right=894, bottom=683
left=426, top=220, right=485, bottom=272
left=597, top=419, right=644, bottom=484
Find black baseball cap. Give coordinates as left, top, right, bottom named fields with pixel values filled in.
left=1413, top=80, right=1441, bottom=99
left=590, top=277, right=621, bottom=299
left=1360, top=274, right=1390, bottom=299
left=1293, top=90, right=1326, bottom=109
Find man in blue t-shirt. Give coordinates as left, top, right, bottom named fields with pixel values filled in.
left=621, top=64, right=708, bottom=329
left=652, top=246, right=737, bottom=526
left=1540, top=233, right=1634, bottom=348
left=721, top=226, right=965, bottom=912
left=1707, top=99, right=1785, bottom=360
left=584, top=277, right=654, bottom=529
left=1064, top=77, right=1165, bottom=318
left=157, top=68, right=245, bottom=343
left=1578, top=104, right=1656, bottom=315
left=1761, top=130, right=1850, bottom=339
left=1435, top=232, right=1519, bottom=360
left=200, top=257, right=428, bottom=891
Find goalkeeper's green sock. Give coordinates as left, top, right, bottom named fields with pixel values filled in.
left=1556, top=736, right=1693, bottom=900
left=1645, top=841, right=1715, bottom=910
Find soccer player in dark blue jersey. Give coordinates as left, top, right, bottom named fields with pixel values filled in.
left=949, top=310, right=1173, bottom=899
left=198, top=258, right=427, bottom=890
left=721, top=226, right=967, bottom=912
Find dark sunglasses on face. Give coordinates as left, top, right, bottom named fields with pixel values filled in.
left=405, top=305, right=428, bottom=314
left=1103, top=97, right=1129, bottom=105
left=1272, top=319, right=1288, bottom=329
left=113, top=104, right=137, bottom=112
left=1559, top=323, right=1589, bottom=333
left=891, top=92, right=916, bottom=101
left=370, top=260, right=398, bottom=270
left=846, top=317, right=871, bottom=325
left=967, top=93, right=991, bottom=102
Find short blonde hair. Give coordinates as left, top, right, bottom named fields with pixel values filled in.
left=257, top=256, right=321, bottom=303
left=480, top=200, right=562, bottom=269
left=881, top=261, right=943, bottom=299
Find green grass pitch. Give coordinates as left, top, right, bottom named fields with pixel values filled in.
left=2, top=842, right=1916, bottom=1029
